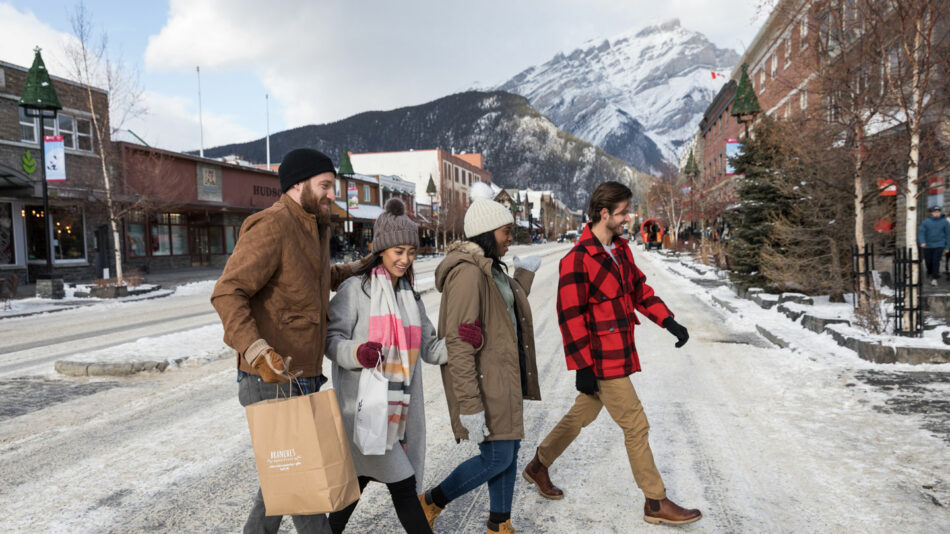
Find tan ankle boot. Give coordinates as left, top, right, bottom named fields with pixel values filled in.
left=487, top=519, right=518, bottom=533
left=418, top=491, right=444, bottom=528
left=643, top=497, right=702, bottom=525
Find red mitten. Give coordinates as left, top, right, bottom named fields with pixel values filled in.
left=356, top=342, right=383, bottom=368
left=458, top=319, right=483, bottom=349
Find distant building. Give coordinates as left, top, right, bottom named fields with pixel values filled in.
left=349, top=149, right=491, bottom=208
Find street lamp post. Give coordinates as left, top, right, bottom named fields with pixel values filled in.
left=19, top=47, right=63, bottom=298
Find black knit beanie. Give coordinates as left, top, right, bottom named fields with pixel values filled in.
left=279, top=148, right=336, bottom=192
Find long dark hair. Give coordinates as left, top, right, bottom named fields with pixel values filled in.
left=352, top=252, right=419, bottom=300
left=468, top=231, right=507, bottom=273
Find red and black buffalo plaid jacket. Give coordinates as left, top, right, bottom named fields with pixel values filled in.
left=557, top=224, right=673, bottom=379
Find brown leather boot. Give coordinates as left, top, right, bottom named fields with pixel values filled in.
left=643, top=497, right=702, bottom=525
left=521, top=451, right=564, bottom=500
left=418, top=491, right=444, bottom=528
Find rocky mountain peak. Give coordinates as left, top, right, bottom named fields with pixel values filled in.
left=499, top=21, right=738, bottom=173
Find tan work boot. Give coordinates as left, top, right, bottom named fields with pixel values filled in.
left=643, top=497, right=702, bottom=525
left=418, top=491, right=444, bottom=529
left=522, top=451, right=564, bottom=500
left=487, top=519, right=518, bottom=533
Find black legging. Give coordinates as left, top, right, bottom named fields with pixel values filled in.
left=328, top=475, right=433, bottom=534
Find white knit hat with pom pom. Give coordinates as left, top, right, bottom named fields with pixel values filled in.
left=464, top=181, right=514, bottom=238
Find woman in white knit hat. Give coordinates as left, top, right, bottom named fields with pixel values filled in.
left=419, top=182, right=543, bottom=534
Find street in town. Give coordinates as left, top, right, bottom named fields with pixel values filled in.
left=0, top=243, right=947, bottom=533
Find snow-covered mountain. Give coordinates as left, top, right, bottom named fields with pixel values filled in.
left=499, top=19, right=739, bottom=173
left=200, top=91, right=653, bottom=210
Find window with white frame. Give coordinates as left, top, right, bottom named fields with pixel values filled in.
left=363, top=184, right=371, bottom=202
left=58, top=114, right=76, bottom=149
left=759, top=69, right=766, bottom=92
left=771, top=54, right=778, bottom=77
left=20, top=111, right=94, bottom=152
left=76, top=118, right=93, bottom=151
left=800, top=87, right=808, bottom=110
left=18, top=107, right=36, bottom=143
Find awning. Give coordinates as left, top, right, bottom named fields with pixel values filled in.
left=331, top=200, right=385, bottom=222
left=0, top=164, right=34, bottom=196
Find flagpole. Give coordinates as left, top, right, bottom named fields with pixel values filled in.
left=197, top=66, right=205, bottom=158
left=265, top=93, right=271, bottom=168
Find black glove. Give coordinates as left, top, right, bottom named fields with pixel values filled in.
left=575, top=366, right=599, bottom=395
left=663, top=317, right=689, bottom=348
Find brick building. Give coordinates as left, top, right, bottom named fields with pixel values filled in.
left=1, top=57, right=113, bottom=283
left=1, top=55, right=284, bottom=284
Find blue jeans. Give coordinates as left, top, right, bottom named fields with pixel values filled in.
left=439, top=440, right=521, bottom=514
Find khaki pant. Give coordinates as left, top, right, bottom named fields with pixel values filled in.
left=537, top=376, right=666, bottom=500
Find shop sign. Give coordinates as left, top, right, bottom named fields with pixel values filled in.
left=197, top=164, right=222, bottom=202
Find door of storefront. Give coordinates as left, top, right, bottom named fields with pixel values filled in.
left=190, top=225, right=210, bottom=266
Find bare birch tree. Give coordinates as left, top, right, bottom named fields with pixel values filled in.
left=63, top=1, right=145, bottom=286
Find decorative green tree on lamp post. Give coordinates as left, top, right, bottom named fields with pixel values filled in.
left=731, top=64, right=762, bottom=138
left=18, top=47, right=63, bottom=296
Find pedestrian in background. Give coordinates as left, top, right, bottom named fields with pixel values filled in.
left=324, top=199, right=482, bottom=534
left=523, top=181, right=701, bottom=526
left=419, top=183, right=542, bottom=534
left=211, top=148, right=369, bottom=534
left=918, top=205, right=950, bottom=287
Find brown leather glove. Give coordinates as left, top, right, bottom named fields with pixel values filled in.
left=252, top=349, right=297, bottom=383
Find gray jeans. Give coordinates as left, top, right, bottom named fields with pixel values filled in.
left=238, top=373, right=331, bottom=534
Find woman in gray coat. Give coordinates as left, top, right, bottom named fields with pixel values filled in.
left=325, top=200, right=481, bottom=534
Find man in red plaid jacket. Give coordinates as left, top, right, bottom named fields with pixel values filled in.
left=521, top=181, right=702, bottom=526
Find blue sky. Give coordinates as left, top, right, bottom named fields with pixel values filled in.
left=0, top=1, right=761, bottom=154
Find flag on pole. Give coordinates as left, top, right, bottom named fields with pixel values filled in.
left=711, top=71, right=727, bottom=80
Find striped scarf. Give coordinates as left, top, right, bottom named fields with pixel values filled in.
left=368, top=265, right=422, bottom=450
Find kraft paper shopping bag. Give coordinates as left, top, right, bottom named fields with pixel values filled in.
left=245, top=388, right=361, bottom=516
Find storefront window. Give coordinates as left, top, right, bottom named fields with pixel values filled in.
left=208, top=226, right=224, bottom=254
left=0, top=202, right=14, bottom=265
left=150, top=213, right=188, bottom=255
left=25, top=205, right=46, bottom=260
left=126, top=212, right=146, bottom=257
left=52, top=206, right=85, bottom=260
left=171, top=225, right=188, bottom=255
left=24, top=205, right=85, bottom=261
left=150, top=213, right=171, bottom=256
left=225, top=226, right=237, bottom=253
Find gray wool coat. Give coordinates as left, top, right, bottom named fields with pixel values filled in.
left=325, top=276, right=447, bottom=492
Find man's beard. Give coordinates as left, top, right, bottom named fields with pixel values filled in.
left=300, top=182, right=332, bottom=226
left=606, top=218, right=624, bottom=237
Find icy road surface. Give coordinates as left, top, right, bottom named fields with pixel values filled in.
left=0, top=244, right=947, bottom=533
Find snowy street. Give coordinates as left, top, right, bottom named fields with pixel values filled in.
left=1, top=244, right=948, bottom=533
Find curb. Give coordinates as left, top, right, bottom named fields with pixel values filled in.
left=55, top=360, right=169, bottom=377
left=54, top=349, right=235, bottom=378
left=673, top=255, right=950, bottom=365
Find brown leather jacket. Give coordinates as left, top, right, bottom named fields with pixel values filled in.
left=434, top=241, right=541, bottom=442
left=211, top=194, right=362, bottom=378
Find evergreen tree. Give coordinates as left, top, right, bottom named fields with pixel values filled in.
left=725, top=118, right=793, bottom=289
